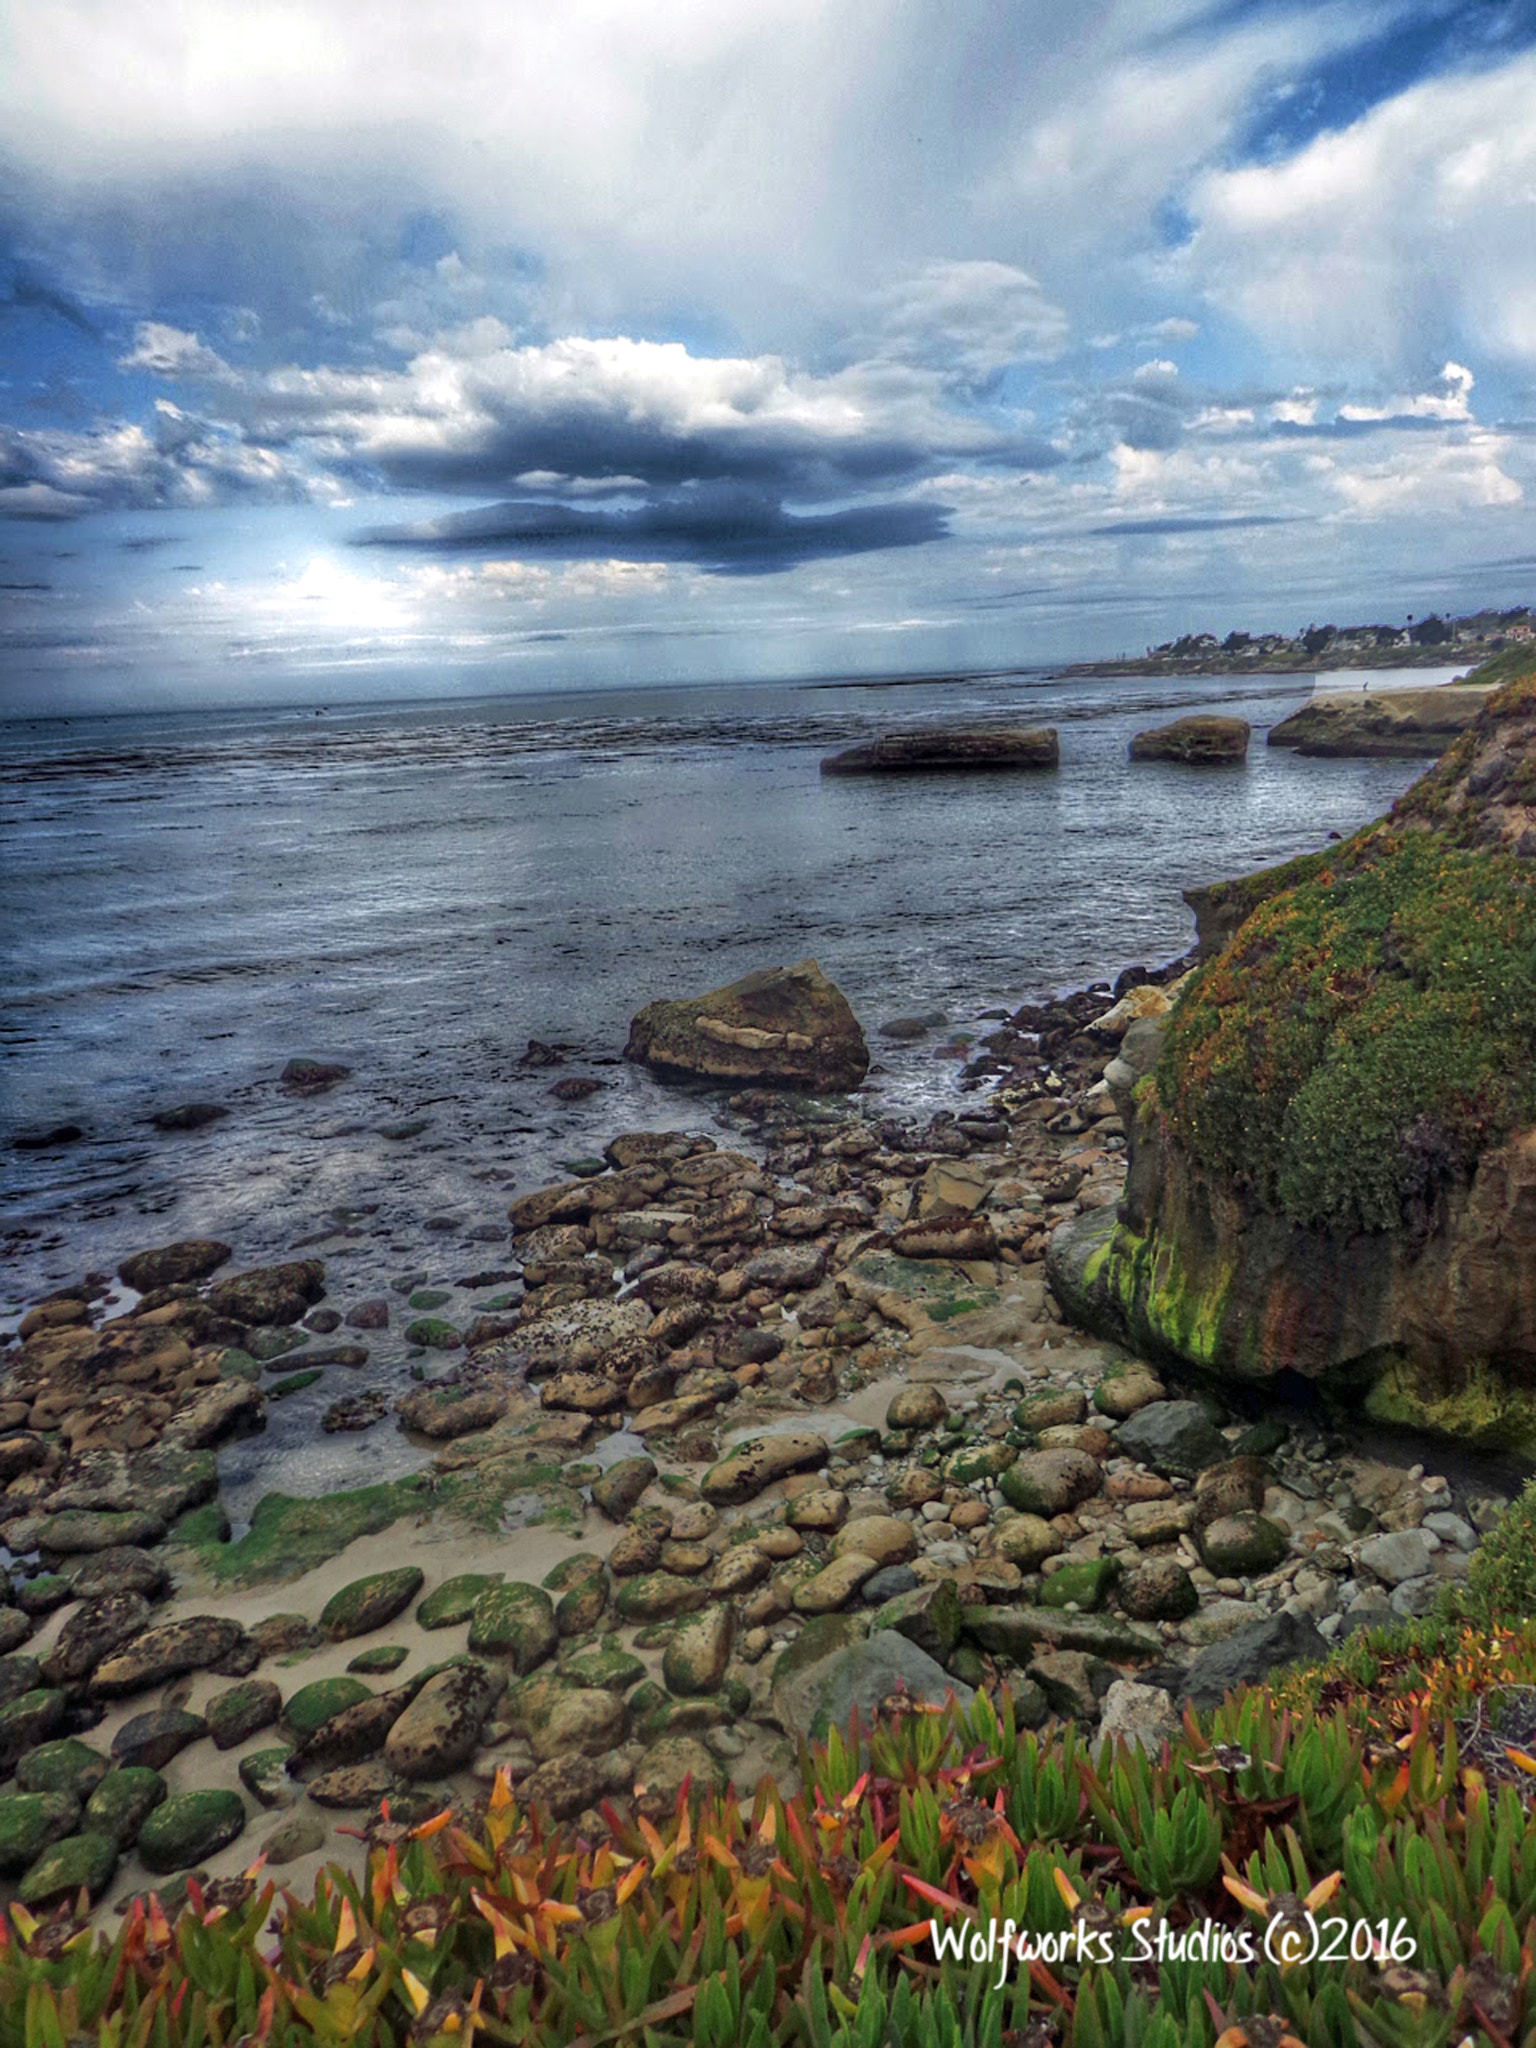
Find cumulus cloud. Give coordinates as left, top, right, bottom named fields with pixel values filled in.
left=0, top=414, right=314, bottom=520
left=1183, top=52, right=1536, bottom=371
left=123, top=324, right=1049, bottom=494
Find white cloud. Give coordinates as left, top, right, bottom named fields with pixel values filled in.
left=1184, top=53, right=1536, bottom=371
left=120, top=322, right=1044, bottom=497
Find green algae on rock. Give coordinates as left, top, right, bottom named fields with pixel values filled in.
left=418, top=1573, right=504, bottom=1630
left=320, top=1566, right=425, bottom=1641
left=137, top=1790, right=246, bottom=1874
left=171, top=1477, right=431, bottom=1587
left=1049, top=668, right=1536, bottom=1445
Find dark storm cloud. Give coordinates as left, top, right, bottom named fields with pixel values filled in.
left=356, top=484, right=951, bottom=574
left=1089, top=513, right=1300, bottom=535
left=0, top=265, right=100, bottom=338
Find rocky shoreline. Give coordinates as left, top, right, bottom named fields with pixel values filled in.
left=0, top=954, right=1513, bottom=1925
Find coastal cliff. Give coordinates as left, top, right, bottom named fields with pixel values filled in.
left=1052, top=667, right=1536, bottom=1447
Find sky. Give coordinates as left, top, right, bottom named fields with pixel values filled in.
left=3, top=0, right=1536, bottom=713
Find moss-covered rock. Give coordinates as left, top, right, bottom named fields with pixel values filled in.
left=206, top=1680, right=282, bottom=1750
left=320, top=1566, right=425, bottom=1641
left=14, top=1738, right=108, bottom=1801
left=237, top=1748, right=295, bottom=1808
left=138, top=1790, right=247, bottom=1874
left=0, top=1687, right=66, bottom=1770
left=281, top=1677, right=372, bottom=1744
left=467, top=1585, right=557, bottom=1673
left=173, top=1478, right=428, bottom=1587
left=558, top=1644, right=646, bottom=1693
left=418, top=1573, right=504, bottom=1629
left=348, top=1644, right=410, bottom=1675
left=83, top=1767, right=167, bottom=1845
left=1050, top=671, right=1536, bottom=1431
left=1039, top=1559, right=1120, bottom=1611
left=18, top=1830, right=119, bottom=1905
left=0, top=1792, right=80, bottom=1874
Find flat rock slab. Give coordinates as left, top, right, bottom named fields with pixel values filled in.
left=820, top=728, right=1059, bottom=775
left=36, top=1509, right=166, bottom=1555
left=965, top=1606, right=1163, bottom=1663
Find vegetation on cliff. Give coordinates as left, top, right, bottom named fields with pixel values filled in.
left=1154, top=670, right=1536, bottom=1234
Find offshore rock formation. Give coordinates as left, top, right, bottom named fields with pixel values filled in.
left=1267, top=686, right=1488, bottom=757
left=624, top=958, right=870, bottom=1093
left=819, top=727, right=1058, bottom=775
left=1050, top=670, right=1536, bottom=1451
left=1129, top=716, right=1249, bottom=764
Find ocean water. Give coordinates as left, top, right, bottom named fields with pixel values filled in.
left=1, top=665, right=1425, bottom=1326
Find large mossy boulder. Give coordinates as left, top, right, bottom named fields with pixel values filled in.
left=1050, top=670, right=1536, bottom=1449
left=625, top=959, right=869, bottom=1093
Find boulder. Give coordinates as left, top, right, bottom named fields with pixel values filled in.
left=18, top=1831, right=118, bottom=1906
left=0, top=1793, right=80, bottom=1874
left=396, top=1385, right=506, bottom=1438
left=1161, top=1610, right=1331, bottom=1713
left=15, top=1739, right=108, bottom=1802
left=206, top=1261, right=326, bottom=1326
left=320, top=1567, right=425, bottom=1641
left=111, top=1709, right=208, bottom=1773
left=42, top=1593, right=152, bottom=1687
left=820, top=727, right=1058, bottom=775
left=771, top=1619, right=971, bottom=1746
left=625, top=958, right=869, bottom=1094
left=90, top=1617, right=250, bottom=1699
left=137, top=1790, right=246, bottom=1873
left=206, top=1681, right=283, bottom=1751
left=1112, top=1402, right=1229, bottom=1479
left=384, top=1662, right=501, bottom=1779
left=1129, top=716, right=1249, bottom=764
left=468, top=1585, right=557, bottom=1673
left=117, top=1240, right=231, bottom=1293
left=662, top=1607, right=735, bottom=1697
left=830, top=1517, right=919, bottom=1569
left=1051, top=673, right=1536, bottom=1448
left=84, top=1768, right=167, bottom=1845
left=998, top=1450, right=1104, bottom=1516
left=702, top=1433, right=828, bottom=1505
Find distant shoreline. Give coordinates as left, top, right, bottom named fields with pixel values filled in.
left=1051, top=646, right=1487, bottom=680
